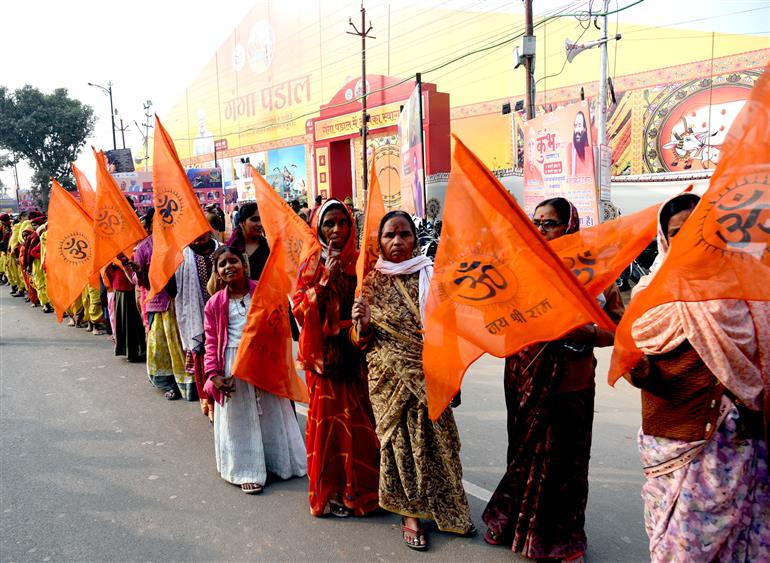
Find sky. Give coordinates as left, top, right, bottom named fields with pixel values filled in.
left=1, top=0, right=767, bottom=195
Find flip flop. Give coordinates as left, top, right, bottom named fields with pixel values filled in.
left=401, top=517, right=428, bottom=551
left=241, top=483, right=263, bottom=494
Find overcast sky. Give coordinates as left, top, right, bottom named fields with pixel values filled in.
left=1, top=0, right=767, bottom=193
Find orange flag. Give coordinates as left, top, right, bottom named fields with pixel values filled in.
left=550, top=203, right=658, bottom=298
left=423, top=136, right=615, bottom=419
left=147, top=115, right=212, bottom=301
left=355, top=158, right=386, bottom=296
left=71, top=162, right=96, bottom=218
left=91, top=147, right=146, bottom=274
left=251, top=165, right=321, bottom=291
left=45, top=181, right=96, bottom=322
left=231, top=237, right=310, bottom=403
left=609, top=65, right=770, bottom=384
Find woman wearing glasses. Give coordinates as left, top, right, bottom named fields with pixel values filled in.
left=482, top=197, right=624, bottom=563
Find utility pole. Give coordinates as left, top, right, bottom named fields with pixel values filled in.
left=142, top=101, right=153, bottom=170
left=597, top=0, right=610, bottom=148
left=87, top=81, right=117, bottom=150
left=523, top=0, right=536, bottom=120
left=347, top=2, right=375, bottom=206
left=115, top=114, right=129, bottom=149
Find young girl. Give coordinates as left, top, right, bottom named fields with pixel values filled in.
left=203, top=246, right=306, bottom=494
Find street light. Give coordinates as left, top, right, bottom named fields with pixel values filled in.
left=87, top=81, right=117, bottom=150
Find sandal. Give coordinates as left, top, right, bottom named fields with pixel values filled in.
left=241, top=483, right=263, bottom=494
left=328, top=501, right=352, bottom=518
left=164, top=389, right=181, bottom=401
left=484, top=528, right=510, bottom=545
left=401, top=517, right=428, bottom=551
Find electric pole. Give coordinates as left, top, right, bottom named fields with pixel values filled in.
left=524, top=0, right=536, bottom=120
left=115, top=114, right=129, bottom=149
left=597, top=0, right=610, bottom=148
left=347, top=2, right=375, bottom=206
left=141, top=101, right=153, bottom=170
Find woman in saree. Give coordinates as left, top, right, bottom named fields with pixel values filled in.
left=125, top=209, right=194, bottom=401
left=482, top=197, right=624, bottom=562
left=352, top=210, right=474, bottom=550
left=292, top=199, right=380, bottom=518
left=625, top=192, right=769, bottom=562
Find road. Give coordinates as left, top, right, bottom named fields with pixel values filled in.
left=0, top=288, right=649, bottom=562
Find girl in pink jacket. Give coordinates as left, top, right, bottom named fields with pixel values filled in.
left=203, top=246, right=306, bottom=494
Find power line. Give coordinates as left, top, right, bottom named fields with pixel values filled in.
left=170, top=0, right=645, bottom=142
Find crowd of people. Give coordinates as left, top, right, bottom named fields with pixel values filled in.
left=0, top=191, right=767, bottom=562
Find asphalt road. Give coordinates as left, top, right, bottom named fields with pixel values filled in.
left=0, top=288, right=649, bottom=562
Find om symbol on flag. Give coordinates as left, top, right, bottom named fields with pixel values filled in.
left=453, top=260, right=512, bottom=302
left=96, top=209, right=120, bottom=236
left=59, top=234, right=90, bottom=263
left=700, top=176, right=770, bottom=258
left=156, top=193, right=181, bottom=226
left=562, top=250, right=596, bottom=284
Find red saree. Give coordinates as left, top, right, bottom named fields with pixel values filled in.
left=293, top=200, right=380, bottom=516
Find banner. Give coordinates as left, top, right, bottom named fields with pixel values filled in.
left=523, top=101, right=599, bottom=227
left=397, top=84, right=425, bottom=217
left=609, top=65, right=770, bottom=383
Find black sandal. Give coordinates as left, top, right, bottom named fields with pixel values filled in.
left=328, top=501, right=351, bottom=518
left=401, top=517, right=428, bottom=551
left=164, top=389, right=181, bottom=401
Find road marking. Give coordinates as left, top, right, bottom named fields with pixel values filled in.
left=293, top=403, right=494, bottom=502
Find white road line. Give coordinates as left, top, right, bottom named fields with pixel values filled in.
left=293, top=403, right=495, bottom=502
left=462, top=479, right=493, bottom=502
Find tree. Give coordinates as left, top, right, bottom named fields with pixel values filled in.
left=0, top=85, right=95, bottom=208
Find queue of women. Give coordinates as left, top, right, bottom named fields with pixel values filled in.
left=3, top=70, right=769, bottom=562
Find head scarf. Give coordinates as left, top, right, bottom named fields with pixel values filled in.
left=292, top=198, right=358, bottom=374
left=316, top=198, right=358, bottom=275
left=563, top=200, right=580, bottom=234
left=630, top=192, right=770, bottom=411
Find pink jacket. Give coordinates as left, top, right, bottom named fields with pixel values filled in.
left=203, top=279, right=258, bottom=404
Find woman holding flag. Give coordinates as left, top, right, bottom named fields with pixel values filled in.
left=125, top=211, right=193, bottom=401
left=482, top=197, right=624, bottom=562
left=352, top=210, right=474, bottom=550
left=292, top=199, right=380, bottom=518
left=624, top=192, right=769, bottom=562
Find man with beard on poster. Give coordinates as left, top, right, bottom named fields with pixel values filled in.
left=567, top=111, right=594, bottom=178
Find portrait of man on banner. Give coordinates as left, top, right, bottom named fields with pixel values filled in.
left=567, top=110, right=595, bottom=178
left=523, top=101, right=599, bottom=227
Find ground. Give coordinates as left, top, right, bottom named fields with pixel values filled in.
left=0, top=289, right=649, bottom=562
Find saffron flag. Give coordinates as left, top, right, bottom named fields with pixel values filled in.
left=231, top=237, right=310, bottom=403
left=251, top=165, right=321, bottom=291
left=147, top=115, right=211, bottom=301
left=355, top=159, right=386, bottom=296
left=423, top=135, right=615, bottom=420
left=70, top=162, right=101, bottom=288
left=91, top=147, right=146, bottom=274
left=45, top=181, right=96, bottom=322
left=71, top=162, right=96, bottom=218
left=609, top=65, right=770, bottom=384
left=550, top=202, right=658, bottom=298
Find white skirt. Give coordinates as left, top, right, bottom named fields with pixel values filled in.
left=213, top=347, right=307, bottom=485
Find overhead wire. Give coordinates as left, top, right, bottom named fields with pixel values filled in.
left=172, top=0, right=645, bottom=141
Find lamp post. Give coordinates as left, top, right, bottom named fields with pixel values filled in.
left=87, top=81, right=117, bottom=150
